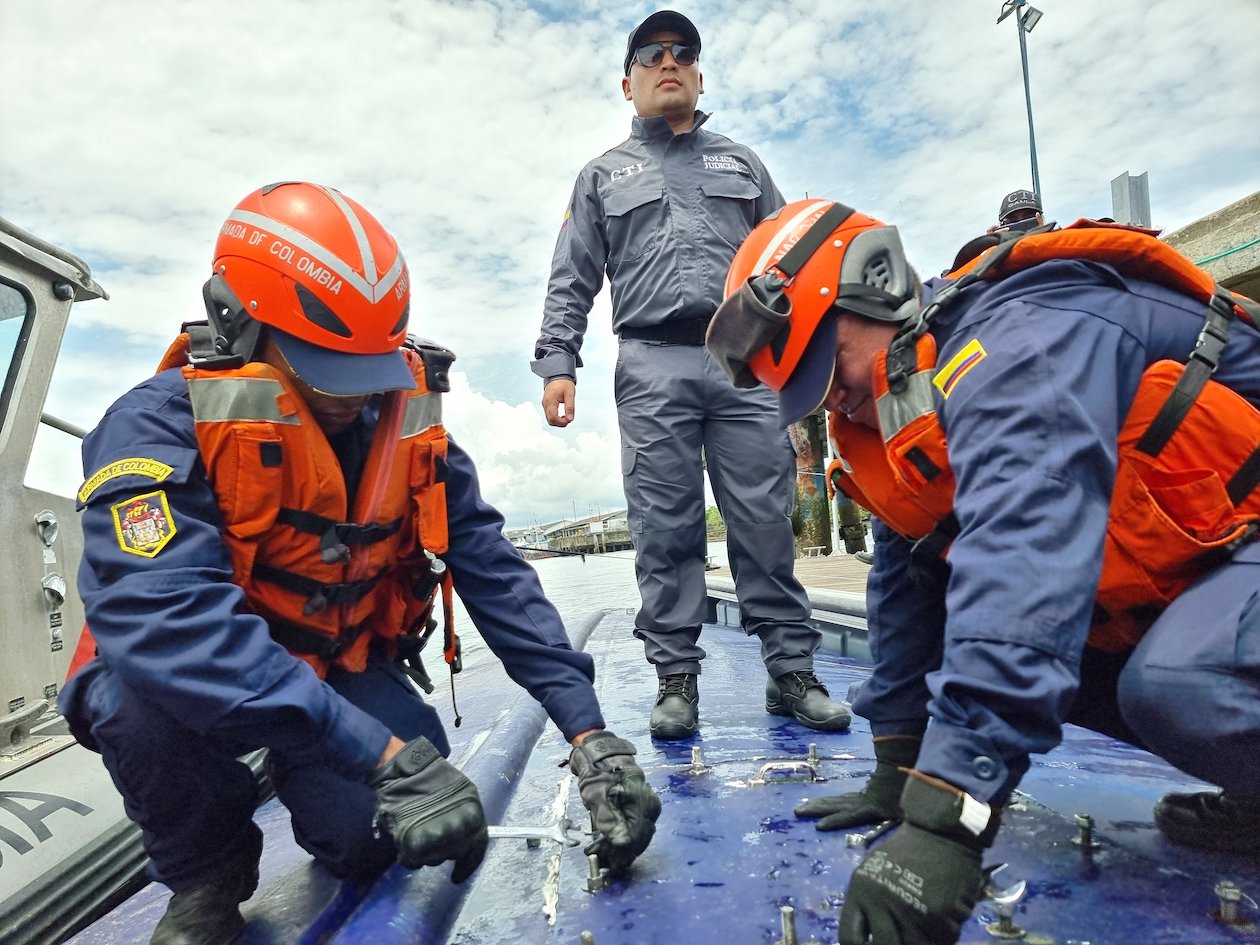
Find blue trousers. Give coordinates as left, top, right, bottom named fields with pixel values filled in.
left=1117, top=542, right=1260, bottom=799
left=77, top=652, right=447, bottom=891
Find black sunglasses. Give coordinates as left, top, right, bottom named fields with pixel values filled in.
left=633, top=42, right=699, bottom=69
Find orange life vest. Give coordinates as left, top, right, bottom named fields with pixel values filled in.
left=154, top=333, right=455, bottom=676
left=828, top=222, right=1260, bottom=652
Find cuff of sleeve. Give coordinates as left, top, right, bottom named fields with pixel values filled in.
left=915, top=720, right=1024, bottom=804
left=324, top=699, right=394, bottom=783
left=531, top=353, right=578, bottom=379
left=558, top=712, right=606, bottom=744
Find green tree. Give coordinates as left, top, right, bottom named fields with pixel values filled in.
left=705, top=505, right=726, bottom=538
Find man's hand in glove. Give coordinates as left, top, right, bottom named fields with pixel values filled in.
left=795, top=735, right=920, bottom=831
left=569, top=730, right=661, bottom=871
left=370, top=735, right=488, bottom=883
left=839, top=770, right=1001, bottom=945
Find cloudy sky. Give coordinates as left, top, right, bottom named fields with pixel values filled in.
left=5, top=0, right=1257, bottom=528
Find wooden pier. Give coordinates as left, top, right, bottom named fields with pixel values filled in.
left=706, top=551, right=871, bottom=595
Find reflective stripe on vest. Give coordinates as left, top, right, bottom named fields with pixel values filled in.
left=188, top=376, right=300, bottom=424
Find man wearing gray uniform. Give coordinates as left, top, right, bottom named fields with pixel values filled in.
left=531, top=10, right=850, bottom=740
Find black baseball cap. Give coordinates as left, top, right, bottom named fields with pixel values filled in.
left=998, top=189, right=1042, bottom=225
left=624, top=10, right=701, bottom=75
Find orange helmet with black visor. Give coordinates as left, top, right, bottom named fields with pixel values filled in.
left=707, top=199, right=919, bottom=426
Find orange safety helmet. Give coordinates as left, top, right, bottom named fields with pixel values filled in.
left=707, top=199, right=919, bottom=425
left=209, top=181, right=415, bottom=395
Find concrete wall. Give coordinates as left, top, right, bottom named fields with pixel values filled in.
left=1163, top=190, right=1260, bottom=301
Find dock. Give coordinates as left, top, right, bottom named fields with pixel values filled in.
left=706, top=551, right=872, bottom=594
left=705, top=551, right=873, bottom=660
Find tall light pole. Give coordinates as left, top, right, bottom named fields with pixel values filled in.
left=997, top=0, right=1044, bottom=200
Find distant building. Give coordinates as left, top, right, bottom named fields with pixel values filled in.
left=545, top=511, right=633, bottom=554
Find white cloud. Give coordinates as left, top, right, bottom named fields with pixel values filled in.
left=6, top=0, right=1258, bottom=526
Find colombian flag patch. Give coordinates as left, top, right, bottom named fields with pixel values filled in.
left=933, top=339, right=987, bottom=399
left=112, top=491, right=177, bottom=557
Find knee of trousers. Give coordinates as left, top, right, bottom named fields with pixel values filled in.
left=1117, top=657, right=1260, bottom=791
left=279, top=767, right=396, bottom=879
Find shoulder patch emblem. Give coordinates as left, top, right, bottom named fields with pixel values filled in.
left=933, top=339, right=987, bottom=399
left=79, top=458, right=174, bottom=505
left=112, top=491, right=177, bottom=557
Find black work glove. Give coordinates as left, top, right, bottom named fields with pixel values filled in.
left=839, top=770, right=1001, bottom=945
left=369, top=736, right=488, bottom=883
left=795, top=735, right=920, bottom=830
left=569, top=730, right=661, bottom=871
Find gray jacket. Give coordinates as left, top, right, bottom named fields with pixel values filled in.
left=531, top=111, right=785, bottom=381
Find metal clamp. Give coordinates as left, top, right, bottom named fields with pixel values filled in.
left=750, top=760, right=820, bottom=785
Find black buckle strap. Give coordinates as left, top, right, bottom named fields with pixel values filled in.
left=269, top=619, right=369, bottom=663
left=275, top=509, right=403, bottom=564
left=251, top=563, right=383, bottom=616
left=773, top=202, right=856, bottom=278
left=907, top=513, right=960, bottom=593
left=619, top=318, right=711, bottom=346
left=1135, top=289, right=1235, bottom=457
left=1228, top=445, right=1260, bottom=506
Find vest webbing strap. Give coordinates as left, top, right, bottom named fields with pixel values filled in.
left=908, top=512, right=960, bottom=591
left=275, top=509, right=403, bottom=545
left=1228, top=445, right=1260, bottom=506
left=1134, top=289, right=1235, bottom=457
left=251, top=563, right=382, bottom=615
left=269, top=619, right=369, bottom=663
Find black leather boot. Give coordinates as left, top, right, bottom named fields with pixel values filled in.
left=649, top=673, right=699, bottom=740
left=767, top=671, right=852, bottom=731
left=1154, top=790, right=1260, bottom=854
left=150, top=878, right=247, bottom=945
left=151, top=824, right=261, bottom=945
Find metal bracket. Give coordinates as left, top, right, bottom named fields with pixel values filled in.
left=34, top=509, right=59, bottom=547
left=0, top=699, right=52, bottom=758
left=750, top=759, right=820, bottom=785
left=42, top=572, right=66, bottom=611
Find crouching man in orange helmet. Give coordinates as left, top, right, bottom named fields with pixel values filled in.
left=59, top=182, right=659, bottom=945
left=706, top=199, right=1260, bottom=944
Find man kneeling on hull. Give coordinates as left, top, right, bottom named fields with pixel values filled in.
left=707, top=199, right=1260, bottom=945
left=61, top=182, right=659, bottom=945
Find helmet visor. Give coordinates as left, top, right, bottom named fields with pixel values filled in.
left=272, top=327, right=416, bottom=396
left=706, top=276, right=792, bottom=390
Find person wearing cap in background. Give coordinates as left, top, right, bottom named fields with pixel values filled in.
left=531, top=10, right=850, bottom=742
left=707, top=199, right=1260, bottom=944
left=59, top=182, right=659, bottom=945
left=987, top=188, right=1045, bottom=233
left=944, top=189, right=1055, bottom=277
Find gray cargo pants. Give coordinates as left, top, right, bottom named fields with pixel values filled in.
left=614, top=338, right=818, bottom=679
